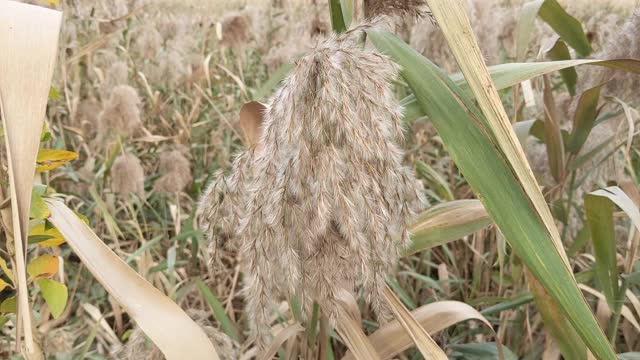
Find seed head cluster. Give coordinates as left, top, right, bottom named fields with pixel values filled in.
left=199, top=27, right=424, bottom=345
left=111, top=153, right=145, bottom=197
left=97, top=85, right=142, bottom=140
left=154, top=147, right=193, bottom=194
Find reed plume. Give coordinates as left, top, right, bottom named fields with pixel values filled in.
left=199, top=26, right=424, bottom=346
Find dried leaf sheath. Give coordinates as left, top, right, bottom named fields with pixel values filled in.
left=198, top=28, right=424, bottom=345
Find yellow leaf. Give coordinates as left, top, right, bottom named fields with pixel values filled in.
left=30, top=190, right=50, bottom=219
left=36, top=149, right=78, bottom=172
left=37, top=279, right=67, bottom=318
left=0, top=257, right=14, bottom=285
left=29, top=223, right=65, bottom=247
left=0, top=296, right=16, bottom=314
left=27, top=254, right=58, bottom=279
left=0, top=278, right=10, bottom=292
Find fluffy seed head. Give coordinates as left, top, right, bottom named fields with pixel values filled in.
left=219, top=12, right=252, bottom=51
left=153, top=148, right=193, bottom=194
left=111, top=153, right=145, bottom=197
left=98, top=85, right=142, bottom=139
left=199, top=27, right=424, bottom=345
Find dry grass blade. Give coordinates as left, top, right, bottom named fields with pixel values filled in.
left=0, top=1, right=62, bottom=353
left=579, top=285, right=640, bottom=333
left=406, top=199, right=492, bottom=255
left=381, top=284, right=447, bottom=359
left=45, top=199, right=219, bottom=360
left=344, top=299, right=495, bottom=360
left=257, top=322, right=304, bottom=360
left=328, top=291, right=380, bottom=360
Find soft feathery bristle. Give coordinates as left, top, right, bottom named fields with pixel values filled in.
left=199, top=27, right=425, bottom=346
left=132, top=23, right=163, bottom=59
left=153, top=148, right=193, bottom=194
left=364, top=0, right=428, bottom=20
left=219, top=11, right=252, bottom=51
left=103, top=60, right=129, bottom=93
left=110, top=153, right=145, bottom=197
left=97, top=85, right=142, bottom=139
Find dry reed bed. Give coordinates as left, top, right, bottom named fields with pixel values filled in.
left=0, top=0, right=639, bottom=358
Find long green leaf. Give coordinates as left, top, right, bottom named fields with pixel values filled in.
left=537, top=0, right=592, bottom=56
left=195, top=279, right=240, bottom=341
left=401, top=59, right=640, bottom=121
left=516, top=0, right=592, bottom=60
left=527, top=272, right=587, bottom=360
left=367, top=29, right=615, bottom=359
left=585, top=192, right=619, bottom=308
left=566, top=83, right=604, bottom=154
left=586, top=186, right=640, bottom=308
left=546, top=38, right=577, bottom=95
left=328, top=0, right=347, bottom=33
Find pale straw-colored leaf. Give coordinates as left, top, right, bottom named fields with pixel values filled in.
left=45, top=199, right=219, bottom=360
left=0, top=1, right=62, bottom=354
left=344, top=300, right=495, bottom=360
left=330, top=291, right=380, bottom=360
left=406, top=199, right=491, bottom=255
left=257, top=322, right=304, bottom=360
left=381, top=284, right=447, bottom=359
left=579, top=284, right=640, bottom=333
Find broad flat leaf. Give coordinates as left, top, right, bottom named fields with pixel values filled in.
left=401, top=58, right=640, bottom=121
left=0, top=278, right=10, bottom=292
left=341, top=0, right=353, bottom=27
left=258, top=323, right=304, bottom=360
left=0, top=257, right=14, bottom=284
left=344, top=300, right=495, bottom=360
left=586, top=187, right=640, bottom=308
left=328, top=0, right=347, bottom=33
left=30, top=189, right=50, bottom=220
left=48, top=86, right=60, bottom=100
left=528, top=272, right=587, bottom=360
left=29, top=223, right=65, bottom=247
left=368, top=28, right=615, bottom=359
left=382, top=284, right=447, bottom=359
left=36, top=278, right=67, bottom=318
left=45, top=199, right=219, bottom=360
left=516, top=0, right=591, bottom=60
left=406, top=200, right=492, bottom=255
left=566, top=83, right=603, bottom=153
left=332, top=291, right=381, bottom=360
left=546, top=38, right=577, bottom=95
left=27, top=254, right=59, bottom=279
left=36, top=149, right=79, bottom=172
left=0, top=2, right=62, bottom=351
left=538, top=0, right=592, bottom=56
left=542, top=76, right=565, bottom=182
left=0, top=296, right=17, bottom=313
